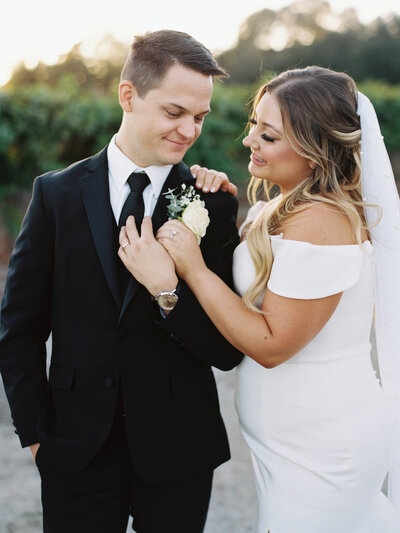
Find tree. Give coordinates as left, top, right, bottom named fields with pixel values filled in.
left=6, top=35, right=127, bottom=94
left=217, top=0, right=400, bottom=84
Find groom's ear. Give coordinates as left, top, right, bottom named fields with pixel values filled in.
left=118, top=80, right=137, bottom=113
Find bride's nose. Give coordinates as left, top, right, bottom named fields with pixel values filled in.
left=243, top=132, right=257, bottom=149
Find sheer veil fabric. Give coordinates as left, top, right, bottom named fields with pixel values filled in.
left=358, top=92, right=400, bottom=527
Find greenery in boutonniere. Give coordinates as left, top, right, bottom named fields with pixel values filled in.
left=163, top=184, right=210, bottom=244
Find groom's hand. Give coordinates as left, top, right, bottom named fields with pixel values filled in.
left=118, top=216, right=178, bottom=296
left=30, top=443, right=40, bottom=461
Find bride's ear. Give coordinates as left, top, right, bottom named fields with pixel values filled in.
left=308, top=160, right=317, bottom=170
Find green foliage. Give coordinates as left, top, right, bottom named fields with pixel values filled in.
left=0, top=79, right=399, bottom=205
left=0, top=81, right=121, bottom=190
left=358, top=82, right=400, bottom=153
left=184, top=82, right=256, bottom=179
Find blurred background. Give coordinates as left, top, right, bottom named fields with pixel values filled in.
left=1, top=0, right=400, bottom=258
left=0, top=0, right=399, bottom=530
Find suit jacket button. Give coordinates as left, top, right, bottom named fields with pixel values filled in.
left=104, top=377, right=115, bottom=388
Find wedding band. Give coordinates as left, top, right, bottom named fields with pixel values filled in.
left=170, top=230, right=177, bottom=241
left=121, top=242, right=130, bottom=249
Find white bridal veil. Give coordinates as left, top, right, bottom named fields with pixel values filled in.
left=357, top=92, right=400, bottom=528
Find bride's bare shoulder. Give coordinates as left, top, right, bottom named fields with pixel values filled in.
left=281, top=202, right=355, bottom=246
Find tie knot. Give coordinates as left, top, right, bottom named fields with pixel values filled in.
left=127, top=172, right=150, bottom=193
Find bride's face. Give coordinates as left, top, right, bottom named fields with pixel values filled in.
left=243, top=92, right=314, bottom=194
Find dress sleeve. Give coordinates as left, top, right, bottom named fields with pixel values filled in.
left=267, top=235, right=369, bottom=299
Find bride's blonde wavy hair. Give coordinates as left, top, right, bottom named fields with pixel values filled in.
left=243, top=66, right=374, bottom=312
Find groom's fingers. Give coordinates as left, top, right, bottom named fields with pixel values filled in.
left=140, top=216, right=155, bottom=240
left=119, top=226, right=129, bottom=248
left=125, top=215, right=139, bottom=242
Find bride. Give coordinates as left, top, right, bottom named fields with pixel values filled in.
left=119, top=66, right=399, bottom=532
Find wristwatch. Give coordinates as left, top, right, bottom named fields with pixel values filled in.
left=154, top=288, right=179, bottom=311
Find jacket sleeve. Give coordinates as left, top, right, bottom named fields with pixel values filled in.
left=0, top=176, right=52, bottom=447
left=153, top=192, right=244, bottom=371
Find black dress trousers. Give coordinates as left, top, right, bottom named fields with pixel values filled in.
left=36, top=400, right=213, bottom=533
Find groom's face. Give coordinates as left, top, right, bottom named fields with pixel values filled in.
left=122, top=64, right=213, bottom=167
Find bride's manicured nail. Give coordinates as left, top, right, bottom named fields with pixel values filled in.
left=211, top=187, right=216, bottom=193
left=203, top=187, right=209, bottom=192
left=196, top=181, right=201, bottom=188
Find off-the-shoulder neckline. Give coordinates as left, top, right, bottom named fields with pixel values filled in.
left=269, top=233, right=372, bottom=248
left=237, top=234, right=372, bottom=249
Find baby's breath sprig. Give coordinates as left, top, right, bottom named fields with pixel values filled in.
left=163, top=184, right=202, bottom=221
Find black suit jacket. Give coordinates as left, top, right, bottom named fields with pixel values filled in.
left=0, top=147, right=243, bottom=482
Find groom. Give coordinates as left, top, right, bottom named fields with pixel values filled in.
left=0, top=30, right=242, bottom=533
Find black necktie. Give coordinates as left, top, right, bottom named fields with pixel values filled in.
left=117, top=171, right=150, bottom=297
left=118, top=171, right=150, bottom=231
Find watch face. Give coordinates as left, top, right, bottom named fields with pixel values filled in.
left=157, top=292, right=179, bottom=311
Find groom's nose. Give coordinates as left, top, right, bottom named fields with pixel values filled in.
left=176, top=117, right=197, bottom=141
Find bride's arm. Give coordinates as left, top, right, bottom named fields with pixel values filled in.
left=157, top=205, right=353, bottom=368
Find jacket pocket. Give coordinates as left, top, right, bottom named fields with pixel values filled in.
left=48, top=364, right=74, bottom=390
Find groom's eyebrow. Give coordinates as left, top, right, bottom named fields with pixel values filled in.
left=167, top=102, right=211, bottom=115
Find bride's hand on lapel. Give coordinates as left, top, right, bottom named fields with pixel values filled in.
left=118, top=216, right=178, bottom=295
left=156, top=220, right=208, bottom=282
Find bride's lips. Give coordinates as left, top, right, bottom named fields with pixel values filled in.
left=250, top=152, right=267, bottom=166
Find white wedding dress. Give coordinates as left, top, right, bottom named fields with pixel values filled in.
left=233, top=202, right=394, bottom=533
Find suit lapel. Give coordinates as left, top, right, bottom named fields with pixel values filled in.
left=119, top=162, right=194, bottom=320
left=151, top=163, right=194, bottom=233
left=79, top=147, right=122, bottom=310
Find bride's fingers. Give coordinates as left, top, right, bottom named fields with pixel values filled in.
left=156, top=229, right=180, bottom=243
left=192, top=166, right=213, bottom=191
left=157, top=220, right=186, bottom=234
left=190, top=164, right=201, bottom=181
left=201, top=168, right=218, bottom=192
left=191, top=165, right=235, bottom=194
left=210, top=171, right=235, bottom=193
left=156, top=222, right=190, bottom=242
left=227, top=181, right=238, bottom=196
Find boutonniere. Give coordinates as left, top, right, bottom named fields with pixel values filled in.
left=163, top=184, right=210, bottom=244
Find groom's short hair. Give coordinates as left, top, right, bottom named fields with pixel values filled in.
left=121, top=30, right=228, bottom=97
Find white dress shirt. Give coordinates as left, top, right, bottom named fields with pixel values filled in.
left=107, top=134, right=173, bottom=223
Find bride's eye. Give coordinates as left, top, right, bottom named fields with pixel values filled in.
left=262, top=134, right=275, bottom=142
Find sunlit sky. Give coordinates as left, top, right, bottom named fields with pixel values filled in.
left=1, top=0, right=399, bottom=86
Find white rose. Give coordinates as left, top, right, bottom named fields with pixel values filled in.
left=181, top=200, right=210, bottom=244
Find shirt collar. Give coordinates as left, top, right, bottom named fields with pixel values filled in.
left=107, top=134, right=173, bottom=197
